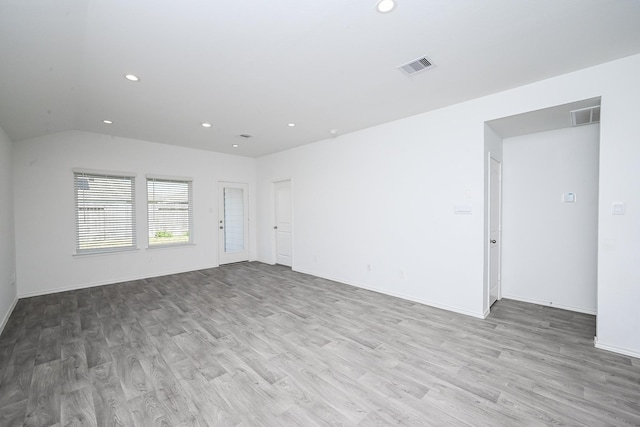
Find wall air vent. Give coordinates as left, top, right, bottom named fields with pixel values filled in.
left=570, top=105, right=600, bottom=127
left=398, top=56, right=434, bottom=76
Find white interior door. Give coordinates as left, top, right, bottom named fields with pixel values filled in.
left=274, top=180, right=292, bottom=266
left=489, top=157, right=502, bottom=307
left=219, top=182, right=249, bottom=264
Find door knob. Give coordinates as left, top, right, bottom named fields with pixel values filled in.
left=274, top=226, right=278, bottom=230
left=490, top=239, right=496, bottom=244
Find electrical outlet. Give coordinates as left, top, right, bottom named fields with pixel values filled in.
left=367, top=264, right=371, bottom=272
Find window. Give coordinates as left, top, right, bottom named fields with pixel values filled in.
left=74, top=171, right=136, bottom=254
left=147, top=177, right=193, bottom=246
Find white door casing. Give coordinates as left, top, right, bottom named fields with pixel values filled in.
left=219, top=182, right=249, bottom=265
left=274, top=180, right=292, bottom=266
left=489, top=157, right=502, bottom=307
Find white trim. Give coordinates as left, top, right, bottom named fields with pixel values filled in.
left=294, top=267, right=486, bottom=319
left=146, top=243, right=196, bottom=251
left=73, top=167, right=136, bottom=177
left=270, top=177, right=294, bottom=185
left=501, top=293, right=597, bottom=315
left=146, top=177, right=194, bottom=248
left=0, top=296, right=19, bottom=336
left=74, top=170, right=137, bottom=255
left=486, top=153, right=502, bottom=313
left=218, top=181, right=250, bottom=265
left=595, top=337, right=640, bottom=360
left=18, top=263, right=218, bottom=299
left=73, top=247, right=140, bottom=257
left=145, top=174, right=193, bottom=182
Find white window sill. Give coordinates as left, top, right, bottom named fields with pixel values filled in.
left=73, top=247, right=140, bottom=257
left=146, top=243, right=196, bottom=250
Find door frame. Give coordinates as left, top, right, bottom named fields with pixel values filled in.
left=487, top=154, right=502, bottom=310
left=218, top=181, right=250, bottom=265
left=272, top=178, right=293, bottom=266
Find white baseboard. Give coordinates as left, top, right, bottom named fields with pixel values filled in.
left=0, top=296, right=18, bottom=336
left=501, top=293, right=597, bottom=315
left=18, top=263, right=219, bottom=299
left=594, top=337, right=640, bottom=360
left=294, top=267, right=486, bottom=319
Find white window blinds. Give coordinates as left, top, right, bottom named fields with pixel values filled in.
left=147, top=178, right=193, bottom=246
left=74, top=172, right=136, bottom=254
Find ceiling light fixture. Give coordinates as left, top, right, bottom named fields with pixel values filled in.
left=103, top=120, right=113, bottom=124
left=201, top=122, right=212, bottom=128
left=232, top=144, right=239, bottom=148
left=124, top=74, right=140, bottom=82
left=288, top=123, right=295, bottom=127
left=376, top=0, right=396, bottom=13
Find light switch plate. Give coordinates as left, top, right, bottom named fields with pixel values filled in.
left=454, top=205, right=472, bottom=214
left=612, top=201, right=625, bottom=215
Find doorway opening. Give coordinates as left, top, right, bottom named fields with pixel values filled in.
left=484, top=97, right=600, bottom=327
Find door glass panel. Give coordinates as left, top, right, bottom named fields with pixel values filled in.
left=224, top=187, right=244, bottom=253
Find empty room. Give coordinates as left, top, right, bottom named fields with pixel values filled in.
left=1, top=1, right=640, bottom=425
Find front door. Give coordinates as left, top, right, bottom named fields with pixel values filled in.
left=489, top=157, right=502, bottom=306
left=274, top=180, right=292, bottom=266
left=219, top=182, right=249, bottom=265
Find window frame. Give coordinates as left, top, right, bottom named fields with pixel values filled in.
left=73, top=169, right=137, bottom=255
left=146, top=175, right=194, bottom=248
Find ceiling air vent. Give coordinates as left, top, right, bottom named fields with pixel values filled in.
left=570, top=105, right=600, bottom=127
left=239, top=134, right=253, bottom=139
left=398, top=56, right=434, bottom=76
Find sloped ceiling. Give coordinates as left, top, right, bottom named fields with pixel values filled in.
left=1, top=0, right=640, bottom=157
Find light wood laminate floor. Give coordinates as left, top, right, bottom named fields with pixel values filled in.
left=1, top=262, right=639, bottom=426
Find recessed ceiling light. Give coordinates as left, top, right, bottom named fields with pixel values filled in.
left=376, top=0, right=396, bottom=13
left=201, top=122, right=212, bottom=128
left=124, top=74, right=140, bottom=82
left=103, top=120, right=113, bottom=124
left=232, top=144, right=239, bottom=148
left=288, top=123, right=296, bottom=127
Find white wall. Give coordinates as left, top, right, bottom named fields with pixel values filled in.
left=0, top=125, right=17, bottom=333
left=596, top=68, right=640, bottom=358
left=484, top=124, right=504, bottom=163
left=501, top=125, right=599, bottom=314
left=257, top=53, right=640, bottom=357
left=13, top=131, right=256, bottom=296
left=257, top=108, right=488, bottom=318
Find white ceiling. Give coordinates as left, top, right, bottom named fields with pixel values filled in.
left=1, top=0, right=640, bottom=157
